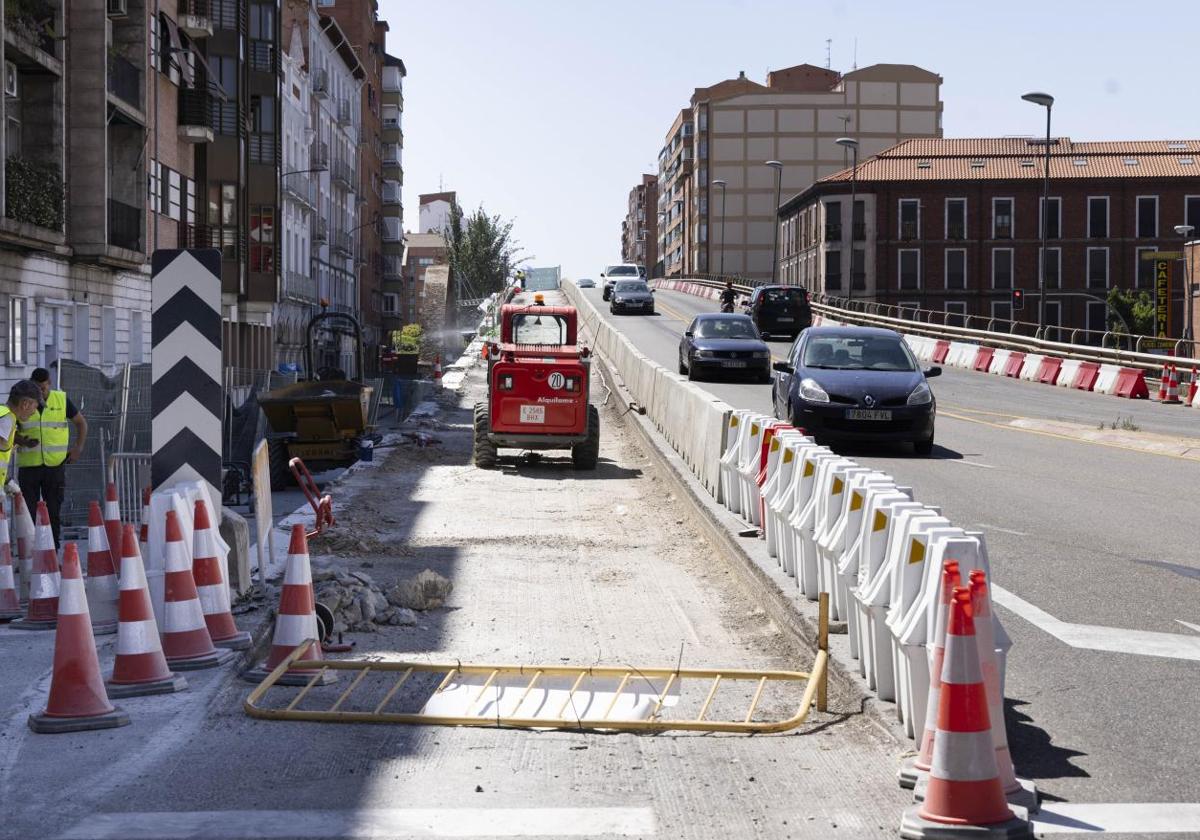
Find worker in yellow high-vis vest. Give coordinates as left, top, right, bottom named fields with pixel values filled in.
left=15, top=368, right=87, bottom=547
left=0, top=380, right=43, bottom=496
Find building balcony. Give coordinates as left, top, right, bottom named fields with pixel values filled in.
left=107, top=198, right=142, bottom=252
left=947, top=223, right=966, bottom=240
left=249, top=133, right=276, bottom=164
left=337, top=98, right=352, bottom=126
left=824, top=223, right=842, bottom=241
left=249, top=40, right=276, bottom=75
left=311, top=217, right=328, bottom=244
left=283, top=270, right=318, bottom=304
left=5, top=5, right=60, bottom=72
left=178, top=0, right=213, bottom=37
left=382, top=184, right=401, bottom=205
left=383, top=115, right=400, bottom=130
left=900, top=221, right=918, bottom=241
left=107, top=54, right=141, bottom=112
left=330, top=159, right=355, bottom=190
left=852, top=222, right=866, bottom=240
left=309, top=141, right=329, bottom=171
left=331, top=229, right=353, bottom=257
left=283, top=173, right=316, bottom=210
left=178, top=89, right=214, bottom=143
left=383, top=255, right=403, bottom=278
left=311, top=67, right=329, bottom=98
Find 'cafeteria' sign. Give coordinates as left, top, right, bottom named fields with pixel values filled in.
left=1154, top=259, right=1172, bottom=338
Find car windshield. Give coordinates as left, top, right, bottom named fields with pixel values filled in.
left=607, top=266, right=639, bottom=276
left=760, top=288, right=808, bottom=307
left=802, top=336, right=916, bottom=371
left=512, top=313, right=569, bottom=345
left=695, top=318, right=759, bottom=340
left=615, top=281, right=648, bottom=293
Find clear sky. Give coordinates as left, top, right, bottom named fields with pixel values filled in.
left=381, top=0, right=1196, bottom=279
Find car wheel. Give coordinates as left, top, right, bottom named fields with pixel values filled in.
left=759, top=369, right=773, bottom=384
left=687, top=361, right=701, bottom=382
left=678, top=355, right=687, bottom=375
left=914, top=436, right=934, bottom=457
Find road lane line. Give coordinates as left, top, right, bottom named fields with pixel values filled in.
left=974, top=523, right=1030, bottom=537
left=1175, top=620, right=1200, bottom=635
left=59, top=807, right=658, bottom=839
left=944, top=458, right=996, bottom=469
left=1033, top=802, right=1200, bottom=834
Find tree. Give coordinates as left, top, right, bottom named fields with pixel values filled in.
left=1105, top=288, right=1154, bottom=336
left=391, top=324, right=424, bottom=354
left=442, top=203, right=525, bottom=300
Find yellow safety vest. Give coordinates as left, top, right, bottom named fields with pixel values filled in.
left=17, top=390, right=70, bottom=468
left=0, top=405, right=14, bottom=487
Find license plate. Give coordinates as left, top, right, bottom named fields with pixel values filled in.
left=722, top=361, right=747, bottom=368
left=777, top=316, right=794, bottom=322
left=846, top=409, right=892, bottom=421
left=519, top=405, right=546, bottom=424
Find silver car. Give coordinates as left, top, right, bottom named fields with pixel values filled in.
left=609, top=280, right=655, bottom=315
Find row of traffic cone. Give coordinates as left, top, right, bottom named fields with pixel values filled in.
left=1158, top=364, right=1184, bottom=404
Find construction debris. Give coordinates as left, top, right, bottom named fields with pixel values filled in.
left=386, top=568, right=453, bottom=611
left=310, top=562, right=435, bottom=633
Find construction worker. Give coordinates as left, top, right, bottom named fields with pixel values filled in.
left=0, top=380, right=43, bottom=496
left=15, top=368, right=87, bottom=546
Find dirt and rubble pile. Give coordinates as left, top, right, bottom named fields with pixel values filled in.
left=310, top=561, right=452, bottom=633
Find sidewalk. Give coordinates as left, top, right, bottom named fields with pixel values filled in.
left=1, top=362, right=910, bottom=840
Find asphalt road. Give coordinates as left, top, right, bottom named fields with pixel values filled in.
left=581, top=285, right=1200, bottom=810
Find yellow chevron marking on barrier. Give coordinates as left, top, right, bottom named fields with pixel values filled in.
left=771, top=438, right=780, bottom=452
left=751, top=423, right=760, bottom=435
left=729, top=416, right=739, bottom=428
left=850, top=492, right=863, bottom=512
left=804, top=462, right=815, bottom=478
left=908, top=538, right=926, bottom=565
left=874, top=512, right=888, bottom=532
left=831, top=477, right=844, bottom=495
left=783, top=449, right=794, bottom=464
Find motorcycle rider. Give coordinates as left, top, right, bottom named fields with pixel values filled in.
left=719, top=281, right=737, bottom=313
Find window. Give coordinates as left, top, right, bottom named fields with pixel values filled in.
left=1040, top=197, right=1061, bottom=239
left=945, top=249, right=966, bottom=289
left=130, top=310, right=144, bottom=363
left=148, top=160, right=161, bottom=214
left=1044, top=301, right=1062, bottom=332
left=851, top=248, right=865, bottom=290
left=946, top=198, right=966, bottom=240
left=101, top=306, right=116, bottom=366
left=1088, top=197, right=1109, bottom=238
left=1087, top=247, right=1109, bottom=289
left=898, top=249, right=921, bottom=289
left=250, top=206, right=275, bottom=273
left=899, top=199, right=920, bottom=240
left=250, top=96, right=277, bottom=163
left=208, top=183, right=238, bottom=259
left=992, top=198, right=1013, bottom=239
left=1086, top=301, right=1108, bottom=339
left=825, top=200, right=842, bottom=240
left=382, top=293, right=398, bottom=314
left=6, top=116, right=19, bottom=157
left=1187, top=196, right=1200, bottom=236
left=992, top=248, right=1013, bottom=289
left=7, top=297, right=26, bottom=364
left=852, top=200, right=865, bottom=240
left=73, top=304, right=89, bottom=364
left=209, top=56, right=238, bottom=135
left=945, top=301, right=967, bottom=327
left=991, top=301, right=1012, bottom=323
left=1039, top=247, right=1061, bottom=289
left=167, top=168, right=182, bottom=220
left=1137, top=196, right=1158, bottom=238
left=185, top=177, right=196, bottom=225
left=824, top=250, right=842, bottom=291
left=1136, top=246, right=1157, bottom=288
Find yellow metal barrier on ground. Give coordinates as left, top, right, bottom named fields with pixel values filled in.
left=245, top=596, right=830, bottom=735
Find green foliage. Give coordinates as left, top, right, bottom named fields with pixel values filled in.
left=392, top=324, right=423, bottom=354
left=4, top=0, right=56, bottom=44
left=1105, top=288, right=1154, bottom=336
left=5, top=155, right=63, bottom=231
left=442, top=202, right=525, bottom=299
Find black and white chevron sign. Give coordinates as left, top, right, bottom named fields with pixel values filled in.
left=151, top=249, right=223, bottom=507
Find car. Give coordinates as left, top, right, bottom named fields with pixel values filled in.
left=576, top=278, right=596, bottom=288
left=609, top=280, right=655, bottom=315
left=677, top=313, right=772, bottom=383
left=744, top=285, right=812, bottom=340
left=601, top=264, right=641, bottom=301
left=770, top=326, right=939, bottom=455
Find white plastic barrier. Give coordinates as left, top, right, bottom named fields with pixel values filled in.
left=794, top=456, right=855, bottom=600
left=989, top=348, right=1012, bottom=375
left=818, top=471, right=894, bottom=620
left=1057, top=358, right=1082, bottom=388
left=947, top=341, right=977, bottom=369
left=718, top=410, right=757, bottom=510
left=783, top=449, right=839, bottom=585
left=736, top=419, right=771, bottom=524
left=1094, top=363, right=1121, bottom=395
left=761, top=432, right=812, bottom=557
left=1019, top=353, right=1045, bottom=381
left=812, top=464, right=877, bottom=616
left=778, top=445, right=833, bottom=577
left=843, top=487, right=913, bottom=661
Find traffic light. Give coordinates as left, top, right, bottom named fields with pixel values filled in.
left=1011, top=289, right=1025, bottom=311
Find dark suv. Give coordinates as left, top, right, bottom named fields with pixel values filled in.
left=744, top=285, right=812, bottom=340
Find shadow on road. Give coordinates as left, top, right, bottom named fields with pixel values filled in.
left=497, top=455, right=643, bottom=482
left=1005, top=697, right=1089, bottom=783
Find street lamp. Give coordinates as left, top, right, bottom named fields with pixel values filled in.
left=1176, top=224, right=1195, bottom=343
left=712, top=179, right=727, bottom=278
left=765, top=161, right=783, bottom=283
left=835, top=138, right=859, bottom=302
left=1022, top=91, right=1054, bottom=336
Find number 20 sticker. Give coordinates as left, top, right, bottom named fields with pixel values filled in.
left=548, top=372, right=565, bottom=390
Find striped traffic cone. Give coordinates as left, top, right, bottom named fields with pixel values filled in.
left=1189, top=368, right=1200, bottom=406
left=138, top=487, right=151, bottom=560
left=103, top=482, right=124, bottom=575
left=243, top=524, right=335, bottom=686
left=899, top=560, right=960, bottom=789
left=1157, top=363, right=1169, bottom=401
left=84, top=501, right=119, bottom=635
left=11, top=502, right=60, bottom=631
left=106, top=524, right=188, bottom=698
left=433, top=354, right=443, bottom=383
left=900, top=588, right=1033, bottom=838
left=1164, top=365, right=1183, bottom=404
left=13, top=492, right=34, bottom=603
left=28, top=543, right=130, bottom=733
left=0, top=504, right=21, bottom=621
left=192, top=499, right=251, bottom=650
left=161, top=510, right=232, bottom=670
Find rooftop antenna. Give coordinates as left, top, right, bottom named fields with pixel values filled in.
left=825, top=38, right=832, bottom=70
left=839, top=114, right=852, bottom=166
left=853, top=38, right=858, bottom=70
left=438, top=173, right=444, bottom=191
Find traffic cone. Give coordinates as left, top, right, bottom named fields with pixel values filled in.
left=138, top=487, right=151, bottom=559
left=103, top=482, right=124, bottom=575
left=27, top=543, right=131, bottom=733
left=160, top=510, right=232, bottom=670
left=1157, top=362, right=1169, bottom=401
left=0, top=504, right=21, bottom=621
left=106, top=524, right=188, bottom=698
left=433, top=354, right=443, bottom=385
left=1164, top=365, right=1183, bottom=404
left=13, top=492, right=34, bottom=603
left=243, top=524, right=335, bottom=686
left=10, top=501, right=60, bottom=631
left=900, top=588, right=1033, bottom=839
left=84, top=501, right=119, bottom=635
left=899, top=560, right=959, bottom=789
left=1188, top=368, right=1200, bottom=406
left=192, top=499, right=251, bottom=650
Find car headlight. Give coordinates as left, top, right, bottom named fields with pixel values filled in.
left=907, top=382, right=932, bottom=406
left=798, top=377, right=830, bottom=403
left=694, top=350, right=715, bottom=359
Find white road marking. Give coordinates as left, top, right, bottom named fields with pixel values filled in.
left=945, top=458, right=997, bottom=469
left=991, top=585, right=1200, bottom=662
left=1033, top=802, right=1200, bottom=834
left=59, top=807, right=657, bottom=839
left=974, top=523, right=1031, bottom=537
left=1175, top=619, right=1200, bottom=635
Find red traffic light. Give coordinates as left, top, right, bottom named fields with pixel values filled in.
left=1011, top=289, right=1025, bottom=311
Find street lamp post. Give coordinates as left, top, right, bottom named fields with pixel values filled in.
left=1022, top=91, right=1054, bottom=336
left=765, top=161, right=783, bottom=284
left=712, top=179, right=727, bottom=278
left=1176, top=224, right=1195, bottom=344
left=835, top=138, right=859, bottom=303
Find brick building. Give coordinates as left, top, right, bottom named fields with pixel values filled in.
left=396, top=232, right=448, bottom=329
left=379, top=53, right=406, bottom=341
left=620, top=175, right=657, bottom=271
left=778, top=138, right=1200, bottom=339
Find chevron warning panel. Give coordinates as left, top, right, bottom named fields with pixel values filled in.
left=151, top=249, right=223, bottom=508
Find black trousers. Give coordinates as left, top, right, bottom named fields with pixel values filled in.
left=18, top=465, right=66, bottom=548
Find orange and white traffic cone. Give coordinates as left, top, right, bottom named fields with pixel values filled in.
left=84, top=501, right=119, bottom=635
left=1157, top=363, right=1169, bottom=401
left=899, top=560, right=960, bottom=789
left=11, top=501, right=60, bottom=631
left=13, top=492, right=34, bottom=604
left=161, top=510, right=232, bottom=670
left=27, top=543, right=131, bottom=733
left=103, top=482, right=124, bottom=575
left=138, top=487, right=151, bottom=559
left=106, top=524, right=188, bottom=698
left=433, top=354, right=443, bottom=384
left=1189, top=368, right=1200, bottom=406
left=243, top=524, right=335, bottom=686
left=1164, top=365, right=1183, bottom=404
left=900, top=587, right=1033, bottom=838
left=192, top=499, right=251, bottom=650
left=0, top=504, right=21, bottom=621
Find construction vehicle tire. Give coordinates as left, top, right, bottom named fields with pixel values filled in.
left=473, top=403, right=498, bottom=469
left=572, top=404, right=600, bottom=470
left=268, top=438, right=292, bottom=490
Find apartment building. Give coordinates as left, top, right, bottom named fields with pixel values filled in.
left=418, top=191, right=454, bottom=236
left=778, top=138, right=1200, bottom=338
left=656, top=63, right=943, bottom=282
left=400, top=232, right=448, bottom=329
left=620, top=175, right=657, bottom=272
left=380, top=52, right=406, bottom=337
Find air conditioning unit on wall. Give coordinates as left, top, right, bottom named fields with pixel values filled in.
left=4, top=62, right=17, bottom=99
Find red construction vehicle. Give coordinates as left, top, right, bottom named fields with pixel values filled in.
left=474, top=295, right=599, bottom=469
